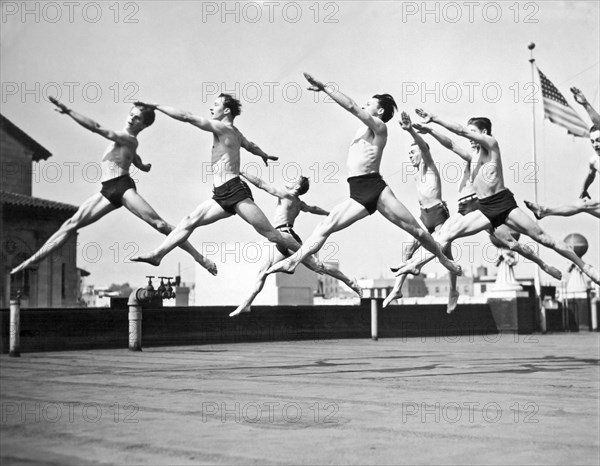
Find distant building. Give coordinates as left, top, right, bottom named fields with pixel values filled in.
left=193, top=242, right=318, bottom=306
left=1, top=114, right=80, bottom=308
left=316, top=261, right=341, bottom=299
left=80, top=285, right=119, bottom=308
left=424, top=274, right=475, bottom=297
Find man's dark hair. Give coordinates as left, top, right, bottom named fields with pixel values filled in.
left=373, top=94, right=398, bottom=123
left=590, top=124, right=599, bottom=133
left=135, top=105, right=156, bottom=127
left=467, top=117, right=492, bottom=135
left=219, top=93, right=242, bottom=118
left=297, top=176, right=310, bottom=196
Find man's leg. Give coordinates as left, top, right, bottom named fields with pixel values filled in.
left=11, top=193, right=115, bottom=274
left=505, top=208, right=600, bottom=284
left=265, top=199, right=369, bottom=275
left=445, top=243, right=459, bottom=314
left=304, top=260, right=362, bottom=297
left=383, top=239, right=422, bottom=308
left=525, top=199, right=600, bottom=219
left=491, top=225, right=562, bottom=280
left=376, top=187, right=461, bottom=275
left=131, top=199, right=231, bottom=266
left=229, top=250, right=283, bottom=317
left=392, top=210, right=492, bottom=276
left=122, top=190, right=218, bottom=275
left=233, top=198, right=324, bottom=273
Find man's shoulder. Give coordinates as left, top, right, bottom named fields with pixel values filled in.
left=115, top=131, right=138, bottom=145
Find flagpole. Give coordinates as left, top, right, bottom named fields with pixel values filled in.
left=528, top=42, right=546, bottom=333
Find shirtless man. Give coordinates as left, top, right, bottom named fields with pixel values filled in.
left=392, top=109, right=600, bottom=285
left=388, top=121, right=561, bottom=280
left=229, top=171, right=362, bottom=317
left=383, top=112, right=459, bottom=312
left=130, top=94, right=321, bottom=269
left=266, top=74, right=461, bottom=277
left=11, top=97, right=216, bottom=276
left=525, top=87, right=600, bottom=219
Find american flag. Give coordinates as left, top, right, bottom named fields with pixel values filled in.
left=537, top=67, right=589, bottom=138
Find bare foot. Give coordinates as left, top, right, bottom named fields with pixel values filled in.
left=229, top=305, right=251, bottom=317
left=582, top=264, right=600, bottom=285
left=393, top=263, right=422, bottom=277
left=10, top=262, right=29, bottom=275
left=447, top=290, right=460, bottom=314
left=130, top=252, right=162, bottom=266
left=383, top=288, right=402, bottom=308
left=313, top=260, right=325, bottom=275
left=541, top=264, right=562, bottom=281
left=348, top=279, right=363, bottom=297
left=201, top=258, right=218, bottom=276
left=266, top=259, right=296, bottom=275
left=442, top=259, right=462, bottom=276
left=524, top=200, right=544, bottom=220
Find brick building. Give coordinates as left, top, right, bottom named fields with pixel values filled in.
left=1, top=114, right=80, bottom=308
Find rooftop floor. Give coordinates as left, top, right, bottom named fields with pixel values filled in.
left=1, top=333, right=599, bottom=465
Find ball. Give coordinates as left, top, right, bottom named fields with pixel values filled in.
left=564, top=233, right=588, bottom=257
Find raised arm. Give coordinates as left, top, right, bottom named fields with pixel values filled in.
left=132, top=153, right=152, bottom=173
left=580, top=161, right=597, bottom=199
left=413, top=122, right=472, bottom=162
left=240, top=136, right=278, bottom=167
left=135, top=101, right=223, bottom=134
left=49, top=96, right=135, bottom=146
left=416, top=108, right=497, bottom=151
left=571, top=87, right=600, bottom=127
left=240, top=171, right=287, bottom=198
left=304, top=72, right=387, bottom=136
left=300, top=201, right=329, bottom=216
left=399, top=111, right=435, bottom=168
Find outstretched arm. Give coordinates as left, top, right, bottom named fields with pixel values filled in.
left=240, top=171, right=287, bottom=198
left=240, top=137, right=279, bottom=167
left=49, top=96, right=135, bottom=146
left=135, top=101, right=223, bottom=133
left=399, top=111, right=435, bottom=168
left=413, top=123, right=472, bottom=162
left=416, top=108, right=497, bottom=152
left=304, top=72, right=387, bottom=136
left=133, top=153, right=152, bottom=173
left=580, top=164, right=597, bottom=199
left=571, top=87, right=600, bottom=127
left=300, top=201, right=329, bottom=216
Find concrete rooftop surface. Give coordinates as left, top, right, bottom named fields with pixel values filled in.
left=1, top=333, right=599, bottom=465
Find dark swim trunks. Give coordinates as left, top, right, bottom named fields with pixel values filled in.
left=478, top=189, right=518, bottom=229
left=457, top=194, right=480, bottom=216
left=212, top=177, right=254, bottom=215
left=275, top=223, right=302, bottom=256
left=348, top=173, right=388, bottom=215
left=419, top=201, right=450, bottom=233
left=100, top=174, right=137, bottom=208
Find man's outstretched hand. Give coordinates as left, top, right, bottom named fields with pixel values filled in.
left=261, top=154, right=279, bottom=167
left=570, top=87, right=589, bottom=106
left=49, top=96, right=69, bottom=114
left=304, top=72, right=326, bottom=93
left=399, top=111, right=413, bottom=131
left=134, top=101, right=158, bottom=109
left=415, top=108, right=434, bottom=123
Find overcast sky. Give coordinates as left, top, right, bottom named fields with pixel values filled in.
left=2, top=1, right=599, bottom=289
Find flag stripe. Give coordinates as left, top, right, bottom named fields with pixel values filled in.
left=537, top=66, right=589, bottom=138
left=543, top=99, right=590, bottom=128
